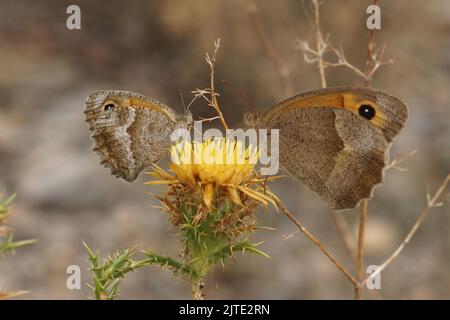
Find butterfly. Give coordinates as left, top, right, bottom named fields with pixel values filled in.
left=84, top=90, right=192, bottom=182
left=243, top=86, right=408, bottom=210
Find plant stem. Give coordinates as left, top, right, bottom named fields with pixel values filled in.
left=246, top=0, right=293, bottom=97
left=358, top=174, right=450, bottom=288
left=207, top=39, right=229, bottom=131
left=277, top=199, right=357, bottom=285
left=355, top=200, right=368, bottom=299
left=192, top=279, right=205, bottom=300
left=313, top=0, right=327, bottom=89
left=331, top=211, right=357, bottom=262
left=354, top=0, right=379, bottom=299
left=364, top=0, right=380, bottom=86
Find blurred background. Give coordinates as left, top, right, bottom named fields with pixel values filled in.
left=0, top=0, right=449, bottom=299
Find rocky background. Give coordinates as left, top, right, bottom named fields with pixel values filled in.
left=0, top=0, right=449, bottom=299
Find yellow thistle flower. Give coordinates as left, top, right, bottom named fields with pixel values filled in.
left=147, top=138, right=279, bottom=210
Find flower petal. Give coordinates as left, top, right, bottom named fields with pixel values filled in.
left=227, top=186, right=243, bottom=206
left=203, top=183, right=215, bottom=209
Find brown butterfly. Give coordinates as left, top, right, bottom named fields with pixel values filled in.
left=243, top=86, right=408, bottom=210
left=84, top=90, right=192, bottom=182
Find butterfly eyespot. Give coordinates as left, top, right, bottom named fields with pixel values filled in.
left=358, top=104, right=376, bottom=120
left=104, top=103, right=115, bottom=111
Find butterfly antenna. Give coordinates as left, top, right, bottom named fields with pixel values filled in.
left=221, top=80, right=253, bottom=113
left=186, top=96, right=198, bottom=114
left=179, top=89, right=187, bottom=113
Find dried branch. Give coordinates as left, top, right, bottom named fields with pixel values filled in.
left=297, top=0, right=392, bottom=85
left=358, top=174, right=450, bottom=289
left=276, top=198, right=357, bottom=285
left=246, top=0, right=294, bottom=96
left=203, top=38, right=229, bottom=131
left=296, top=1, right=330, bottom=88
left=326, top=44, right=393, bottom=84
left=298, top=36, right=393, bottom=84
left=0, top=290, right=29, bottom=300
left=364, top=0, right=380, bottom=86
left=385, top=150, right=417, bottom=172
left=355, top=199, right=368, bottom=299
left=312, top=0, right=327, bottom=88
left=354, top=0, right=382, bottom=299
left=331, top=211, right=357, bottom=262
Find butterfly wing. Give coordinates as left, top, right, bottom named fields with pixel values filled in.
left=253, top=86, right=408, bottom=210
left=84, top=90, right=192, bottom=182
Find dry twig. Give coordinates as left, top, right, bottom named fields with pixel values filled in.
left=358, top=174, right=450, bottom=288
left=297, top=0, right=392, bottom=86
left=331, top=212, right=357, bottom=262
left=246, top=0, right=294, bottom=97
left=196, top=38, right=229, bottom=131
left=312, top=0, right=327, bottom=88
left=276, top=199, right=358, bottom=285
left=355, top=199, right=368, bottom=299
left=354, top=1, right=380, bottom=299
left=385, top=150, right=417, bottom=172
left=0, top=290, right=29, bottom=300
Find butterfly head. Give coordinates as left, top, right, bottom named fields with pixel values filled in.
left=84, top=91, right=119, bottom=128
left=176, top=111, right=193, bottom=131
left=243, top=111, right=263, bottom=129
